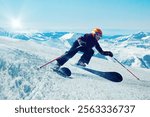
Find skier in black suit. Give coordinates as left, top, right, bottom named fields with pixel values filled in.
left=54, top=28, right=113, bottom=70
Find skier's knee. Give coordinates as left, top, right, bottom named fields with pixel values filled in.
left=89, top=49, right=94, bottom=55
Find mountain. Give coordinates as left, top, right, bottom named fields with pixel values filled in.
left=0, top=36, right=150, bottom=100
left=106, top=32, right=150, bottom=69
left=0, top=27, right=150, bottom=69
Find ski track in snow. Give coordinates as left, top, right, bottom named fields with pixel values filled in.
left=0, top=37, right=150, bottom=100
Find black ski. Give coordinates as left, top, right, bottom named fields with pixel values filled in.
left=72, top=64, right=123, bottom=82
left=51, top=67, right=72, bottom=78
left=83, top=67, right=123, bottom=82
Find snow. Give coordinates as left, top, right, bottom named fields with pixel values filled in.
left=60, top=33, right=74, bottom=41
left=59, top=32, right=83, bottom=48
left=0, top=36, right=150, bottom=100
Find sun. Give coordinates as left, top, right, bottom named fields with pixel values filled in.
left=11, top=18, right=22, bottom=29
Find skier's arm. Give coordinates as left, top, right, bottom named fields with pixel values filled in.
left=95, top=43, right=104, bottom=54
left=95, top=43, right=113, bottom=57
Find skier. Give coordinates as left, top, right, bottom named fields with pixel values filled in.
left=54, top=28, right=113, bottom=70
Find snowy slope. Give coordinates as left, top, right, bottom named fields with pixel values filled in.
left=0, top=36, right=150, bottom=100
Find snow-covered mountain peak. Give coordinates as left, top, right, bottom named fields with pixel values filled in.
left=131, top=32, right=147, bottom=39
left=60, top=32, right=74, bottom=41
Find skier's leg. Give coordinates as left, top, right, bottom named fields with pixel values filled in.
left=57, top=41, right=79, bottom=66
left=78, top=49, right=94, bottom=64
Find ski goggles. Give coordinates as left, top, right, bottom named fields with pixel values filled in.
left=95, top=33, right=102, bottom=39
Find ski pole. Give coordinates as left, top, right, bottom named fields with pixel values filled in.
left=37, top=56, right=62, bottom=70
left=38, top=45, right=83, bottom=70
left=113, top=57, right=140, bottom=80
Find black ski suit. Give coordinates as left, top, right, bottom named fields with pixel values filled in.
left=57, top=33, right=113, bottom=66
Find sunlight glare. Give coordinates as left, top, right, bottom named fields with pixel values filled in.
left=11, top=18, right=22, bottom=29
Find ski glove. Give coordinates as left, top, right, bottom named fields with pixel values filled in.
left=104, top=51, right=113, bottom=57
left=107, top=51, right=113, bottom=57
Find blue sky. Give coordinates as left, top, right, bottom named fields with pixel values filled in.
left=0, top=0, right=150, bottom=34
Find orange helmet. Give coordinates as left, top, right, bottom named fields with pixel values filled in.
left=92, top=28, right=102, bottom=36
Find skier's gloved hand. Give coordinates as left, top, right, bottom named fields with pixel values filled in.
left=104, top=51, right=113, bottom=57
left=107, top=51, right=113, bottom=57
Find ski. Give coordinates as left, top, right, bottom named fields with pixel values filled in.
left=51, top=67, right=72, bottom=78
left=71, top=64, right=123, bottom=82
